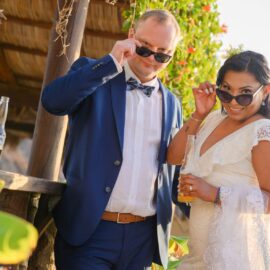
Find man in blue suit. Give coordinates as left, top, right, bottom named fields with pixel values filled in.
left=42, top=9, right=182, bottom=270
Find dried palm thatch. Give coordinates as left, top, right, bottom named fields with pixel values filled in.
left=0, top=0, right=129, bottom=138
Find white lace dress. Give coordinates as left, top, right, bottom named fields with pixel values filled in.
left=178, top=110, right=270, bottom=270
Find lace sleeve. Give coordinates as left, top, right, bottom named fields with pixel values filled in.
left=257, top=125, right=270, bottom=142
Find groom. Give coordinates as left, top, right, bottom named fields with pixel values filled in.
left=42, top=9, right=182, bottom=270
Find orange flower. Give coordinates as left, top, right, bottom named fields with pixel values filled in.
left=220, top=24, right=228, bottom=33
left=176, top=71, right=184, bottom=81
left=178, top=60, right=187, bottom=66
left=188, top=47, right=196, bottom=54
left=202, top=5, right=211, bottom=12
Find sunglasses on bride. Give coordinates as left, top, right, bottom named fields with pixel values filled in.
left=216, top=85, right=264, bottom=106
left=135, top=46, right=172, bottom=63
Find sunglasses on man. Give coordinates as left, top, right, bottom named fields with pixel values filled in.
left=216, top=85, right=264, bottom=106
left=135, top=46, right=172, bottom=63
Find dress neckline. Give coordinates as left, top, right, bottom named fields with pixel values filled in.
left=199, top=114, right=268, bottom=158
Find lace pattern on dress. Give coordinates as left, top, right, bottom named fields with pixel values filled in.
left=219, top=186, right=232, bottom=202
left=246, top=189, right=265, bottom=213
left=204, top=186, right=270, bottom=270
left=257, top=125, right=270, bottom=141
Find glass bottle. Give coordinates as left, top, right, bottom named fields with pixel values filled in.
left=0, top=96, right=9, bottom=154
left=178, top=134, right=196, bottom=203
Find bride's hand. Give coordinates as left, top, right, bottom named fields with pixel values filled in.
left=180, top=174, right=218, bottom=203
left=192, top=81, right=217, bottom=119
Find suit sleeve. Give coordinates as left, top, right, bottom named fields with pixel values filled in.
left=41, top=55, right=120, bottom=115
left=171, top=96, right=190, bottom=217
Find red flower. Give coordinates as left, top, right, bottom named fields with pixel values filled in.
left=220, top=24, right=228, bottom=33
left=188, top=47, right=196, bottom=54
left=202, top=5, right=211, bottom=12
left=178, top=60, right=187, bottom=66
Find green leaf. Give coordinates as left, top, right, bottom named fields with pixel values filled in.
left=167, top=259, right=182, bottom=269
left=0, top=211, right=38, bottom=264
left=0, top=180, right=4, bottom=192
left=170, top=235, right=189, bottom=254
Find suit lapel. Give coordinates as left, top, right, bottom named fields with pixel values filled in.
left=157, top=80, right=173, bottom=164
left=110, top=71, right=126, bottom=153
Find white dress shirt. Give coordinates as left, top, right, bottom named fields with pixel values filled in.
left=105, top=57, right=162, bottom=217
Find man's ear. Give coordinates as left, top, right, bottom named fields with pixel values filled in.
left=128, top=27, right=135, bottom=38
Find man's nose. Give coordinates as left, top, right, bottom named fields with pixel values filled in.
left=148, top=54, right=156, bottom=62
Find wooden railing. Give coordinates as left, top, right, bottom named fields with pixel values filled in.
left=0, top=169, right=66, bottom=195
left=0, top=169, right=66, bottom=236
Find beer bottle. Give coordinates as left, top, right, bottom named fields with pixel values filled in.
left=0, top=96, right=9, bottom=154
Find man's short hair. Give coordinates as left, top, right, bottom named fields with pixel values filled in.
left=135, top=9, right=181, bottom=44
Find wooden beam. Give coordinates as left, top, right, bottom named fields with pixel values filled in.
left=6, top=15, right=50, bottom=29
left=85, top=28, right=126, bottom=40
left=1, top=43, right=47, bottom=56
left=0, top=170, right=66, bottom=195
left=0, top=82, right=40, bottom=109
left=6, top=16, right=126, bottom=40
left=0, top=49, right=16, bottom=83
left=6, top=121, right=35, bottom=134
left=16, top=74, right=43, bottom=83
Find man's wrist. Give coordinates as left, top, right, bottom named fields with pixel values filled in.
left=109, top=53, right=123, bottom=73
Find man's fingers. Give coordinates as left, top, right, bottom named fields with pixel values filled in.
left=134, top=39, right=142, bottom=47
left=110, top=38, right=138, bottom=64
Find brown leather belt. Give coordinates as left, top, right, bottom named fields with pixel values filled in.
left=102, top=211, right=150, bottom=224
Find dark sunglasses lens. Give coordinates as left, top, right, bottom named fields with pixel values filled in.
left=136, top=46, right=152, bottom=57
left=155, top=53, right=171, bottom=63
left=217, top=89, right=253, bottom=106
left=136, top=46, right=171, bottom=63
left=235, top=95, right=253, bottom=106
left=216, top=89, right=233, bottom=103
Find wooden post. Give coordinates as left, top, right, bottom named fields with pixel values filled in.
left=21, top=0, right=89, bottom=269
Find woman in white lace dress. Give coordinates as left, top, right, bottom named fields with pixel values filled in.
left=167, top=51, right=270, bottom=270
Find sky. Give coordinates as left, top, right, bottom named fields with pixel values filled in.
left=217, top=0, right=270, bottom=64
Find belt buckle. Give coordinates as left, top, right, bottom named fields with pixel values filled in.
left=117, top=213, right=130, bottom=224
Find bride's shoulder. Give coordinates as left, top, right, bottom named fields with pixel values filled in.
left=249, top=118, right=270, bottom=146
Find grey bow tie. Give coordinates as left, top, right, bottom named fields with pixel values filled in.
left=126, top=77, right=155, bottom=97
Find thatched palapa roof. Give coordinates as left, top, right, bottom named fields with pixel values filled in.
left=0, top=0, right=129, bottom=136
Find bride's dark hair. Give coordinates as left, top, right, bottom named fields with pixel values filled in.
left=216, top=51, right=270, bottom=118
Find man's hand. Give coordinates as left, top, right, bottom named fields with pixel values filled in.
left=110, top=38, right=141, bottom=66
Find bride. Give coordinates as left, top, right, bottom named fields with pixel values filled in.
left=167, top=51, right=270, bottom=269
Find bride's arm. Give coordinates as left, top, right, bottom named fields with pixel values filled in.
left=252, top=140, right=270, bottom=213
left=167, top=112, right=204, bottom=165
left=167, top=81, right=216, bottom=165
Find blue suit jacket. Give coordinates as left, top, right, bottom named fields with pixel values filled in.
left=41, top=55, right=182, bottom=267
